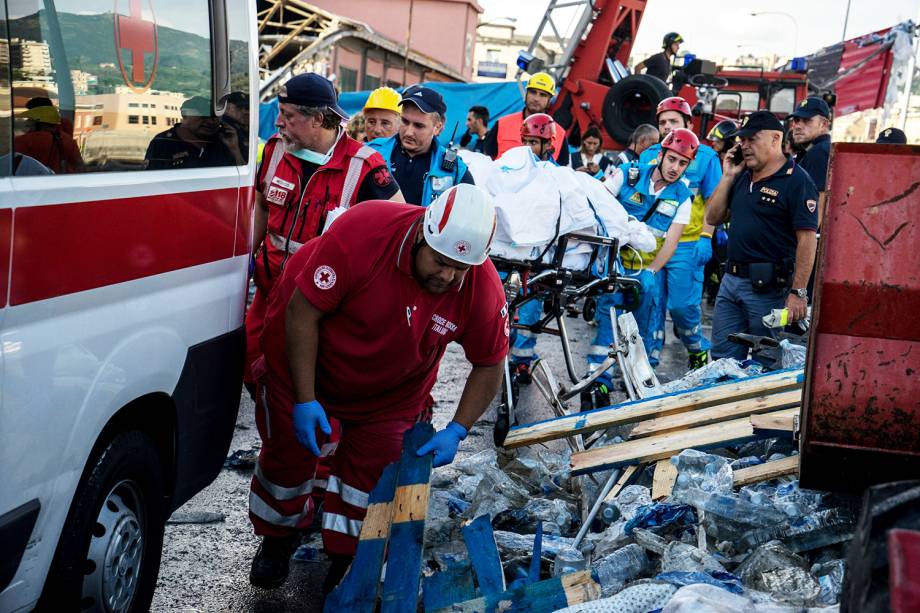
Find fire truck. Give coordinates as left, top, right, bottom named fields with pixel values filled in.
left=0, top=0, right=257, bottom=611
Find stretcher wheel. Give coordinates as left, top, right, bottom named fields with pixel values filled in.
left=583, top=297, right=597, bottom=322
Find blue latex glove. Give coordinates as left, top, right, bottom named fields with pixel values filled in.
left=292, top=400, right=331, bottom=456
left=715, top=227, right=729, bottom=247
left=696, top=237, right=713, bottom=266
left=417, top=421, right=467, bottom=467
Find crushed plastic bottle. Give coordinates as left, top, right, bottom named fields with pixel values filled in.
left=552, top=547, right=587, bottom=576
left=591, top=543, right=649, bottom=597
left=734, top=540, right=819, bottom=604
left=739, top=507, right=856, bottom=552
left=660, top=541, right=726, bottom=574
left=730, top=456, right=763, bottom=471
left=492, top=498, right=578, bottom=535
left=671, top=450, right=734, bottom=497
left=659, top=358, right=763, bottom=394
left=464, top=464, right=531, bottom=519
left=772, top=480, right=824, bottom=517
left=612, top=485, right=652, bottom=521
left=779, top=338, right=807, bottom=369
left=493, top=530, right=577, bottom=560
left=623, top=503, right=697, bottom=535
left=672, top=487, right=787, bottom=527
left=811, top=558, right=846, bottom=605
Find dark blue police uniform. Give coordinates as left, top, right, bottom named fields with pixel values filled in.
left=797, top=133, right=830, bottom=192
left=711, top=155, right=819, bottom=360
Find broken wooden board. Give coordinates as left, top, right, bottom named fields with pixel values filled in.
left=603, top=464, right=640, bottom=503
left=431, top=569, right=600, bottom=613
left=324, top=463, right=400, bottom=612
left=627, top=390, right=801, bottom=439
left=750, top=408, right=798, bottom=438
left=423, top=560, right=477, bottom=612
left=733, top=455, right=799, bottom=487
left=571, top=415, right=765, bottom=475
left=503, top=369, right=804, bottom=449
left=462, top=515, right=506, bottom=596
left=380, top=423, right=436, bottom=613
left=651, top=458, right=678, bottom=500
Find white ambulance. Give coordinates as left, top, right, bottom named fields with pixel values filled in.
left=0, top=0, right=257, bottom=610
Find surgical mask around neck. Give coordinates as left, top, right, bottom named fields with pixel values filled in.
left=290, top=127, right=343, bottom=165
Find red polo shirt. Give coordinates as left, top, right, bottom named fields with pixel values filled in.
left=260, top=201, right=509, bottom=423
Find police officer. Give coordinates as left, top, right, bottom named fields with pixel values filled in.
left=362, top=86, right=401, bottom=141
left=876, top=127, right=907, bottom=144
left=583, top=128, right=698, bottom=408
left=639, top=96, right=723, bottom=369
left=635, top=32, right=683, bottom=82
left=144, top=96, right=237, bottom=169
left=368, top=85, right=475, bottom=207
left=789, top=96, right=831, bottom=225
left=705, top=111, right=818, bottom=360
left=482, top=72, right=570, bottom=166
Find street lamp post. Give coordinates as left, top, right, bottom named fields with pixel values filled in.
left=751, top=11, right=799, bottom=57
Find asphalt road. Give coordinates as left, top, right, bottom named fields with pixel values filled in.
left=152, top=310, right=703, bottom=611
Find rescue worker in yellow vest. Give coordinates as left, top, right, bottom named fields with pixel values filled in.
left=362, top=86, right=401, bottom=141
left=482, top=72, right=570, bottom=166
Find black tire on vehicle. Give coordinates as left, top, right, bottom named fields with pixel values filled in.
left=601, top=74, right=672, bottom=145
left=36, top=431, right=166, bottom=613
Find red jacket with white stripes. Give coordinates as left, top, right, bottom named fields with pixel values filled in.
left=254, top=133, right=384, bottom=290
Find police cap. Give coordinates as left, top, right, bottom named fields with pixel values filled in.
left=875, top=127, right=907, bottom=144
left=789, top=96, right=831, bottom=120
left=733, top=111, right=784, bottom=138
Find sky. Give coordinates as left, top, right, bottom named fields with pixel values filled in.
left=478, top=0, right=920, bottom=62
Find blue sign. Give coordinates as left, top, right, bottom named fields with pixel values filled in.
left=477, top=61, right=508, bottom=79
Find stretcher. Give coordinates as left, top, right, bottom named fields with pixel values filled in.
left=490, top=232, right=643, bottom=447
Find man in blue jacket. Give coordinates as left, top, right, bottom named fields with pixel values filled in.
left=368, top=85, right=474, bottom=206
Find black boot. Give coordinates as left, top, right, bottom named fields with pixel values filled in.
left=322, top=554, right=354, bottom=594
left=249, top=534, right=299, bottom=589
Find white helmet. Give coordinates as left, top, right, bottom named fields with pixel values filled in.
left=424, top=184, right=496, bottom=266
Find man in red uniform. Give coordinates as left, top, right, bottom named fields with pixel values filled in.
left=245, top=73, right=403, bottom=389
left=248, top=184, right=508, bottom=590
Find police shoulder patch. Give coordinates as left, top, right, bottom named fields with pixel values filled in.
left=806, top=199, right=817, bottom=213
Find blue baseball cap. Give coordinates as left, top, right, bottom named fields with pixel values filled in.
left=876, top=127, right=907, bottom=144
left=399, top=85, right=447, bottom=117
left=789, top=96, right=831, bottom=120
left=278, top=73, right=348, bottom=119
left=733, top=111, right=784, bottom=138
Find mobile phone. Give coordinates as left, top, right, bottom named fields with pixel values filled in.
left=731, top=146, right=744, bottom=165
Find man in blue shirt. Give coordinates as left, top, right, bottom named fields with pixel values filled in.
left=368, top=85, right=474, bottom=206
left=638, top=96, right=723, bottom=369
left=705, top=111, right=819, bottom=360
left=790, top=96, right=831, bottom=225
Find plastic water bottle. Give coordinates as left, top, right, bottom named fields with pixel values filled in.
left=591, top=544, right=649, bottom=597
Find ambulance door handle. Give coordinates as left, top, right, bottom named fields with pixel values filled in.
left=210, top=0, right=231, bottom=117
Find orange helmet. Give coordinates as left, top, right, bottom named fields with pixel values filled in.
left=661, top=128, right=699, bottom=160
left=656, top=96, right=692, bottom=119
left=521, top=113, right=556, bottom=141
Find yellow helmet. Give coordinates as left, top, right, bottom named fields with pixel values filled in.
left=526, top=72, right=556, bottom=96
left=363, top=87, right=401, bottom=114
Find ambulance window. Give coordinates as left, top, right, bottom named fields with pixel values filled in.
left=6, top=0, right=235, bottom=174
left=0, top=11, right=11, bottom=178
left=224, top=0, right=251, bottom=164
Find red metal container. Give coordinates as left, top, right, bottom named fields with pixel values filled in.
left=799, top=143, right=920, bottom=491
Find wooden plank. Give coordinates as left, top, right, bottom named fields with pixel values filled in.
left=380, top=423, right=435, bottom=613
left=431, top=570, right=600, bottom=613
left=324, top=462, right=399, bottom=613
left=733, top=455, right=799, bottom=487
left=651, top=459, right=678, bottom=500
left=422, top=560, right=476, bottom=612
left=603, top=464, right=640, bottom=503
left=628, top=391, right=801, bottom=439
left=462, top=514, right=506, bottom=596
left=571, top=416, right=762, bottom=475
left=503, top=369, right=804, bottom=449
left=750, top=408, right=797, bottom=437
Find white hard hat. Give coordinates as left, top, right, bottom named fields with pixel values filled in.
left=423, top=184, right=496, bottom=266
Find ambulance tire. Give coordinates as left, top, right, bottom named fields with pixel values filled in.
left=602, top=75, right=672, bottom=144
left=37, top=431, right=165, bottom=613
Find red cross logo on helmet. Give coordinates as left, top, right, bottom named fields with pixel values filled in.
left=114, top=0, right=159, bottom=93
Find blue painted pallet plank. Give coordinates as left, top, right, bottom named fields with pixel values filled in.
left=379, top=423, right=435, bottom=613
left=462, top=514, right=506, bottom=596
left=527, top=521, right=543, bottom=584
left=323, top=462, right=400, bottom=613
left=423, top=560, right=477, bottom=612
left=431, top=570, right=599, bottom=613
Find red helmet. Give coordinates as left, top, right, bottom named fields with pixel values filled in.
left=521, top=113, right=557, bottom=141
left=661, top=128, right=699, bottom=160
left=656, top=96, right=692, bottom=119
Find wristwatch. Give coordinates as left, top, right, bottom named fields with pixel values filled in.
left=790, top=287, right=808, bottom=299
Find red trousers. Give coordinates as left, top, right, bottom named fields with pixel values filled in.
left=248, top=359, right=419, bottom=556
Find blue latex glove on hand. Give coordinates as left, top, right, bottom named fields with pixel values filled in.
left=696, top=237, right=713, bottom=266
left=715, top=228, right=729, bottom=247
left=292, top=400, right=331, bottom=456
left=417, top=421, right=468, bottom=467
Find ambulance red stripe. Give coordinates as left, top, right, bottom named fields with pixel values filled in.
left=7, top=188, right=240, bottom=306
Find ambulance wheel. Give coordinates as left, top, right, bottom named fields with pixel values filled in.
left=38, top=431, right=165, bottom=613
left=602, top=74, right=672, bottom=144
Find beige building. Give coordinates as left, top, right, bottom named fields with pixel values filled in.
left=10, top=38, right=51, bottom=76
left=473, top=23, right=561, bottom=83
